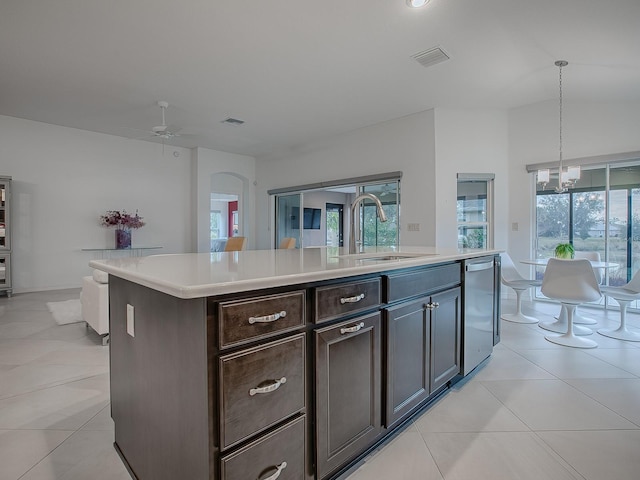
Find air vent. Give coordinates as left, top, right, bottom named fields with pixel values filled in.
left=411, top=47, right=450, bottom=68
left=221, top=117, right=245, bottom=126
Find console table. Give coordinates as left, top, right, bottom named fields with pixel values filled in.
left=81, top=246, right=163, bottom=259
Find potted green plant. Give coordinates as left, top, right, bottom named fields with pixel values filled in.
left=554, top=243, right=575, bottom=259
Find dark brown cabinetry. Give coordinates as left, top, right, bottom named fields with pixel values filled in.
left=220, top=415, right=307, bottom=480
left=384, top=265, right=462, bottom=429
left=108, top=257, right=490, bottom=480
left=429, top=287, right=461, bottom=392
left=385, top=296, right=431, bottom=428
left=219, top=333, right=306, bottom=449
left=218, top=290, right=306, bottom=349
left=315, top=277, right=381, bottom=323
left=315, top=312, right=382, bottom=479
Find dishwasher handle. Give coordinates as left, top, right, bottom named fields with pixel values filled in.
left=465, top=260, right=494, bottom=272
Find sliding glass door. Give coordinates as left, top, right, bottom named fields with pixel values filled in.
left=359, top=182, right=399, bottom=248
left=275, top=193, right=302, bottom=249
left=270, top=173, right=401, bottom=249
left=535, top=163, right=640, bottom=289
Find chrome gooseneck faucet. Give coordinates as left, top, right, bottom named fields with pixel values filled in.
left=349, top=193, right=388, bottom=254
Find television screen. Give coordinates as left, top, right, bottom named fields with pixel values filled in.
left=291, top=207, right=321, bottom=229
left=303, top=208, right=321, bottom=229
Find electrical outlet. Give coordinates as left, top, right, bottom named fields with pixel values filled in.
left=126, top=304, right=135, bottom=337
left=408, top=223, right=420, bottom=232
left=512, top=222, right=519, bottom=231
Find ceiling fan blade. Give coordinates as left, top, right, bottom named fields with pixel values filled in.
left=165, top=124, right=182, bottom=134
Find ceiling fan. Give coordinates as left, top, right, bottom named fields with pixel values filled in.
left=151, top=101, right=180, bottom=139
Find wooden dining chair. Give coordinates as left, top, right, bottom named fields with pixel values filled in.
left=541, top=258, right=601, bottom=348
left=224, top=236, right=247, bottom=252
left=279, top=237, right=296, bottom=249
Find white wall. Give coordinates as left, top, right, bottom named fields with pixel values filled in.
left=254, top=110, right=437, bottom=249
left=508, top=100, right=640, bottom=266
left=0, top=115, right=258, bottom=293
left=434, top=108, right=510, bottom=249
left=0, top=115, right=193, bottom=292
left=255, top=109, right=510, bottom=251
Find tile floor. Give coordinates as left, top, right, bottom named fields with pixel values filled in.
left=1, top=289, right=640, bottom=480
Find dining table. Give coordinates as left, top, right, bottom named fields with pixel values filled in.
left=519, top=257, right=619, bottom=335
left=520, top=257, right=619, bottom=270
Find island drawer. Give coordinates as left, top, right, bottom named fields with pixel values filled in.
left=385, top=263, right=461, bottom=303
left=220, top=415, right=306, bottom=480
left=218, top=290, right=306, bottom=348
left=314, top=277, right=381, bottom=323
left=219, top=333, right=306, bottom=450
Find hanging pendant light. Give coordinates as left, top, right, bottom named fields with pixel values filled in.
left=537, top=60, right=580, bottom=193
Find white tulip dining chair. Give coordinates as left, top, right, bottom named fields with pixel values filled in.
left=571, top=251, right=604, bottom=325
left=539, top=251, right=602, bottom=335
left=541, top=258, right=601, bottom=348
left=500, top=253, right=542, bottom=324
left=540, top=305, right=594, bottom=336
left=599, top=270, right=640, bottom=342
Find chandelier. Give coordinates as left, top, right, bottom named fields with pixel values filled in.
left=537, top=61, right=580, bottom=193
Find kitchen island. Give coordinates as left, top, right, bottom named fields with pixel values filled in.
left=91, top=246, right=501, bottom=480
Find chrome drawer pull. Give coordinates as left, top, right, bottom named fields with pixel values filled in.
left=249, top=377, right=287, bottom=396
left=340, top=322, right=364, bottom=335
left=340, top=293, right=365, bottom=304
left=249, top=310, right=287, bottom=324
left=259, top=462, right=287, bottom=480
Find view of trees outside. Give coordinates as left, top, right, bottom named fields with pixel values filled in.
left=536, top=189, right=637, bottom=286
left=360, top=182, right=399, bottom=248
left=210, top=211, right=222, bottom=239
left=326, top=209, right=340, bottom=246
left=458, top=227, right=486, bottom=248
left=362, top=203, right=398, bottom=247
left=457, top=197, right=488, bottom=249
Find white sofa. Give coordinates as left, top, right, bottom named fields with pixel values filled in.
left=81, top=269, right=109, bottom=345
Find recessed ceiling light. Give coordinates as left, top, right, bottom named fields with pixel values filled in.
left=406, top=0, right=430, bottom=8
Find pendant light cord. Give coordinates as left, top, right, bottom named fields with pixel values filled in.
left=559, top=62, right=563, bottom=173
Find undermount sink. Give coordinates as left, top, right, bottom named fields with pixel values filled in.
left=334, top=252, right=439, bottom=262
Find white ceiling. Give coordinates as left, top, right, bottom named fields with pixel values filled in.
left=1, top=0, right=639, bottom=158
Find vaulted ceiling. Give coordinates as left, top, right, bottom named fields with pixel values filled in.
left=1, top=0, right=639, bottom=158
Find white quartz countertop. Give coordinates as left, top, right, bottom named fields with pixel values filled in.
left=89, top=246, right=500, bottom=299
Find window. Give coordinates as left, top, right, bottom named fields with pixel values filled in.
left=360, top=182, right=399, bottom=248
left=534, top=162, right=640, bottom=288
left=457, top=174, right=494, bottom=249
left=270, top=172, right=402, bottom=249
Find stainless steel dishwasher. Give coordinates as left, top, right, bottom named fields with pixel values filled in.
left=462, top=256, right=499, bottom=375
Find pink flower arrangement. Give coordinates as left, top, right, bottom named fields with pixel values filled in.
left=100, top=210, right=145, bottom=230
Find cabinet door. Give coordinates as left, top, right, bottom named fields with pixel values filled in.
left=430, top=287, right=461, bottom=392
left=385, top=296, right=430, bottom=429
left=315, top=312, right=382, bottom=479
